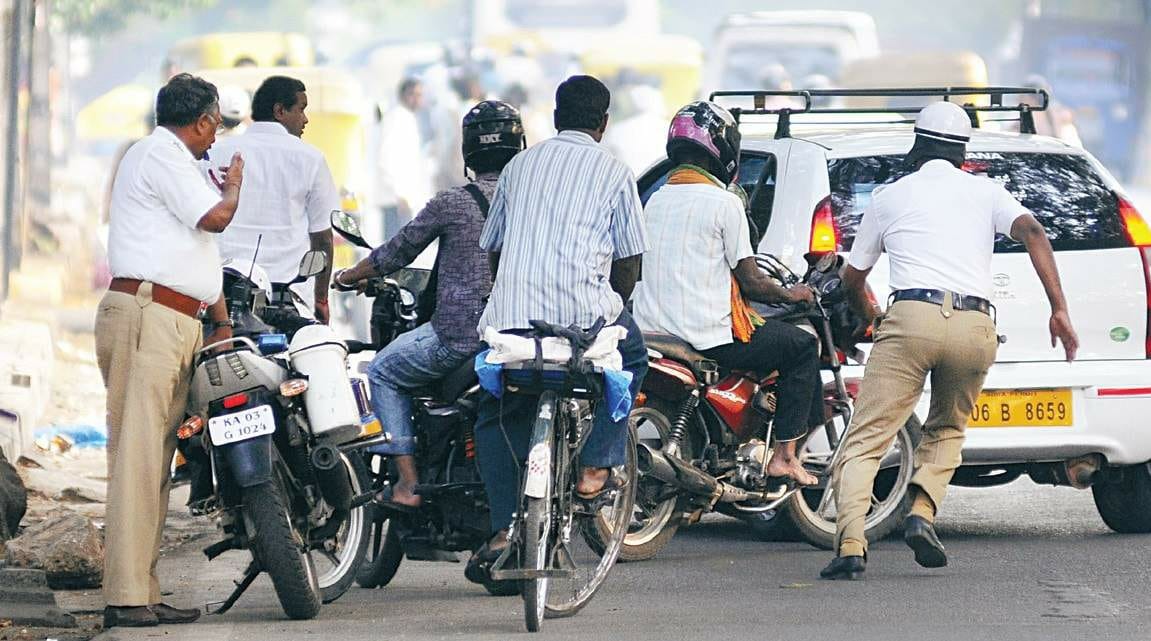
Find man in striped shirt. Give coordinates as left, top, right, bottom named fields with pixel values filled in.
left=467, top=76, right=648, bottom=580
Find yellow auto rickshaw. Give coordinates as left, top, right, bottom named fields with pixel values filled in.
left=578, top=34, right=703, bottom=117
left=839, top=51, right=991, bottom=109
left=167, top=32, right=315, bottom=72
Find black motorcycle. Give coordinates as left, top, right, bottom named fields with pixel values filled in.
left=176, top=251, right=378, bottom=619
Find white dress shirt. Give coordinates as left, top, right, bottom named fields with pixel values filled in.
left=634, top=183, right=753, bottom=350
left=107, top=127, right=223, bottom=303
left=376, top=105, right=432, bottom=213
left=848, top=159, right=1030, bottom=300
left=205, top=122, right=339, bottom=285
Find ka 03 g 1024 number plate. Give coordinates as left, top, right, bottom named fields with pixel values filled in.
left=969, top=389, right=1072, bottom=428
left=208, top=405, right=276, bottom=445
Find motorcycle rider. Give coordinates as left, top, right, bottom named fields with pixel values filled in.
left=633, top=100, right=819, bottom=486
left=334, top=101, right=526, bottom=508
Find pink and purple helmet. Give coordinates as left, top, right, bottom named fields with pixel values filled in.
left=666, top=100, right=742, bottom=184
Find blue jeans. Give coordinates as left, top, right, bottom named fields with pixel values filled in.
left=474, top=310, right=648, bottom=534
left=368, top=323, right=470, bottom=456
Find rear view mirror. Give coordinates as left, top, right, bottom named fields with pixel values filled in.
left=330, top=210, right=371, bottom=249
left=297, top=250, right=328, bottom=279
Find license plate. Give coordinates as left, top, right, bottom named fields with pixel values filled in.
left=969, top=389, right=1072, bottom=428
left=208, top=405, right=276, bottom=445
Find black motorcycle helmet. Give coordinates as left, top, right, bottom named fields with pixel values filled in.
left=666, top=100, right=742, bottom=185
left=462, top=100, right=525, bottom=174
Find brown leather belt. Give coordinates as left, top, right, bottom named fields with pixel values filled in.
left=109, top=278, right=209, bottom=318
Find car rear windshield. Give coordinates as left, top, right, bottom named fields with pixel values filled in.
left=826, top=153, right=1127, bottom=252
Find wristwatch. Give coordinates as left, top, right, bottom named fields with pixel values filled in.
left=211, top=318, right=234, bottom=330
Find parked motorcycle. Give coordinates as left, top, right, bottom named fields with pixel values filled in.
left=176, top=250, right=381, bottom=619
left=624, top=252, right=921, bottom=560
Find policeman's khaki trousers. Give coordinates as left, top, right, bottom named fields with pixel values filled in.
left=833, top=297, right=998, bottom=558
left=95, top=287, right=202, bottom=606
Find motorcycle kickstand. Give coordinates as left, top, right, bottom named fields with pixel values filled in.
left=206, top=560, right=261, bottom=615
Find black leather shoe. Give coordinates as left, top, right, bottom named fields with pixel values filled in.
left=103, top=606, right=158, bottom=628
left=904, top=515, right=948, bottom=568
left=151, top=602, right=202, bottom=624
left=819, top=555, right=866, bottom=580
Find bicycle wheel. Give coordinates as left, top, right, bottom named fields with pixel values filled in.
left=546, top=413, right=638, bottom=618
left=521, top=391, right=557, bottom=633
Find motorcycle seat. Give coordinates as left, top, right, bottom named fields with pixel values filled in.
left=642, top=333, right=715, bottom=379
left=433, top=359, right=480, bottom=403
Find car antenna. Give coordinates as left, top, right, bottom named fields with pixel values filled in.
left=248, top=234, right=262, bottom=281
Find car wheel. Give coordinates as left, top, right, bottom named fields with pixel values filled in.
left=1092, top=462, right=1151, bottom=533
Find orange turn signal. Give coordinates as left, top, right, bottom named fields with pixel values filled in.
left=280, top=379, right=309, bottom=397
left=177, top=416, right=204, bottom=439
left=634, top=392, right=647, bottom=407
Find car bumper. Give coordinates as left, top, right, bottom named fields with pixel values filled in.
left=840, top=359, right=1151, bottom=466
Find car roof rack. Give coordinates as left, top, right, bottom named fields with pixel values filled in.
left=709, top=86, right=1050, bottom=140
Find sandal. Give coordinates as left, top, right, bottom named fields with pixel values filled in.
left=464, top=540, right=520, bottom=595
left=576, top=471, right=629, bottom=500
left=372, top=486, right=420, bottom=514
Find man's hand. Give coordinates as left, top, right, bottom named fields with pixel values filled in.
left=786, top=284, right=815, bottom=304
left=224, top=152, right=244, bottom=189
left=204, top=325, right=233, bottom=354
left=314, top=298, right=330, bottom=324
left=1049, top=309, right=1079, bottom=361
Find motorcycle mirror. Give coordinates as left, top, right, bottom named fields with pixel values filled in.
left=330, top=210, right=371, bottom=249
left=295, top=250, right=328, bottom=282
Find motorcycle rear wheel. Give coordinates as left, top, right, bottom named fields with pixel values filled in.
left=356, top=453, right=404, bottom=589
left=613, top=402, right=687, bottom=562
left=243, top=479, right=322, bottom=620
left=315, top=453, right=371, bottom=602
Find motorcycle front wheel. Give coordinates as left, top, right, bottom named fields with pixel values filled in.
left=243, top=478, right=322, bottom=620
left=785, top=415, right=922, bottom=550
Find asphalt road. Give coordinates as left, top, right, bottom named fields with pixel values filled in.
left=91, top=479, right=1150, bottom=641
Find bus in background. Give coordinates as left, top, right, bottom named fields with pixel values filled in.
left=471, top=0, right=659, bottom=54
left=1018, top=2, right=1149, bottom=179
left=166, top=32, right=315, bottom=73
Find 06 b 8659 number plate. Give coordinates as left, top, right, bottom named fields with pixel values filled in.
left=208, top=405, right=276, bottom=445
left=969, top=389, right=1072, bottom=428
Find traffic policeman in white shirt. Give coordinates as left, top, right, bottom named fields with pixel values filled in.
left=820, top=102, right=1080, bottom=580
left=206, top=75, right=339, bottom=322
left=98, top=73, right=244, bottom=628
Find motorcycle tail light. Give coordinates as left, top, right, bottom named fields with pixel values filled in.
left=634, top=392, right=647, bottom=407
left=222, top=392, right=249, bottom=409
left=279, top=379, right=309, bottom=397
left=177, top=416, right=204, bottom=439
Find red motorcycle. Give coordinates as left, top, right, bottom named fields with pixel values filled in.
left=622, top=252, right=921, bottom=560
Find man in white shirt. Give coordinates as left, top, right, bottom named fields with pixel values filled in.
left=634, top=100, right=817, bottom=486
left=205, top=75, right=338, bottom=322
left=99, top=73, right=244, bottom=628
left=821, top=102, right=1079, bottom=580
left=376, top=77, right=433, bottom=240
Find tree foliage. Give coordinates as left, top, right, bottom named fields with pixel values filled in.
left=55, top=0, right=219, bottom=35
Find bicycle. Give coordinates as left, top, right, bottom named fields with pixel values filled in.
left=485, top=320, right=638, bottom=632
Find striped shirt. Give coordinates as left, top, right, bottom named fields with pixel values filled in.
left=478, top=130, right=646, bottom=331
left=634, top=183, right=753, bottom=350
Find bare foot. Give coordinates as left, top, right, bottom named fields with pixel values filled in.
left=766, top=457, right=819, bottom=486
left=575, top=467, right=610, bottom=496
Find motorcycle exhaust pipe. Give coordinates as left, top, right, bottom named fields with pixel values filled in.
left=310, top=443, right=353, bottom=511
left=637, top=442, right=717, bottom=497
left=637, top=443, right=775, bottom=504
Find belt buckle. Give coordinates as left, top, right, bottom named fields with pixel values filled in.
left=197, top=302, right=209, bottom=319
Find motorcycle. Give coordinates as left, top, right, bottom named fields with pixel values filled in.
left=327, top=211, right=508, bottom=595
left=623, top=251, right=921, bottom=560
left=175, top=250, right=382, bottom=619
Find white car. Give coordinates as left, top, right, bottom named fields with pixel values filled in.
left=637, top=88, right=1151, bottom=537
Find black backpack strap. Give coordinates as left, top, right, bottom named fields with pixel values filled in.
left=463, top=182, right=491, bottom=219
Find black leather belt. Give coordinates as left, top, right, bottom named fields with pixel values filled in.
left=890, top=288, right=993, bottom=316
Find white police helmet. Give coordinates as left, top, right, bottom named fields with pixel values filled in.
left=914, top=101, right=972, bottom=144
left=217, top=85, right=251, bottom=124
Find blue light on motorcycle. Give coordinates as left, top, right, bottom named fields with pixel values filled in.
left=257, top=333, right=289, bottom=355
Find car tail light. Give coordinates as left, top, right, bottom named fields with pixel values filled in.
left=809, top=196, right=838, bottom=253
left=177, top=416, right=204, bottom=439
left=1121, top=196, right=1151, bottom=358
left=222, top=392, right=249, bottom=409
